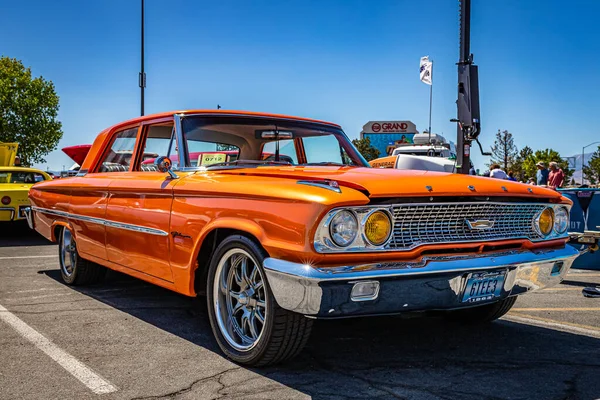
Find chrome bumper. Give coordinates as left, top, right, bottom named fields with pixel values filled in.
left=263, top=246, right=579, bottom=317
left=23, top=206, right=34, bottom=229
left=0, top=207, right=15, bottom=221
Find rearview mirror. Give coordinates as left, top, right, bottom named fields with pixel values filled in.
left=154, top=156, right=178, bottom=179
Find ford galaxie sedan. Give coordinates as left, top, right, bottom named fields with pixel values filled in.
left=27, top=110, right=578, bottom=366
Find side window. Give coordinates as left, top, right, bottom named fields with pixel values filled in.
left=261, top=140, right=298, bottom=164
left=98, top=128, right=139, bottom=172
left=138, top=123, right=177, bottom=172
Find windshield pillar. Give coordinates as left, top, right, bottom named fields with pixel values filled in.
left=173, top=113, right=190, bottom=168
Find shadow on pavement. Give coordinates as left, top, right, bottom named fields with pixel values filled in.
left=41, top=268, right=600, bottom=400
left=1, top=222, right=52, bottom=247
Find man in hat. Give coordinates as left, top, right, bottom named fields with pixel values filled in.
left=536, top=161, right=549, bottom=186
left=548, top=161, right=565, bottom=190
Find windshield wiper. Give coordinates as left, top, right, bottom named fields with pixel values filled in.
left=204, top=160, right=292, bottom=169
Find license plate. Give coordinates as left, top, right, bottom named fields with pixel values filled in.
left=462, top=271, right=505, bottom=303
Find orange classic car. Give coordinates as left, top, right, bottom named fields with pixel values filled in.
left=27, top=110, right=578, bottom=366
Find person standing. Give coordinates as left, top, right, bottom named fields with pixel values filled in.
left=548, top=161, right=565, bottom=190
left=536, top=162, right=549, bottom=186
left=489, top=164, right=508, bottom=179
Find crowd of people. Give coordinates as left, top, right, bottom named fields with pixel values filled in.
left=480, top=161, right=565, bottom=190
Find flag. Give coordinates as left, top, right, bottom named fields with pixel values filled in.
left=420, top=56, right=432, bottom=85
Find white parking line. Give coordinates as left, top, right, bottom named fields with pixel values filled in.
left=0, top=255, right=57, bottom=260
left=503, top=314, right=600, bottom=339
left=6, top=288, right=63, bottom=294
left=3, top=292, right=74, bottom=301
left=0, top=303, right=117, bottom=394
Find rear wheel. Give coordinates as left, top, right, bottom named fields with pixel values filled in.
left=446, top=296, right=517, bottom=323
left=206, top=235, right=312, bottom=366
left=59, top=227, right=106, bottom=285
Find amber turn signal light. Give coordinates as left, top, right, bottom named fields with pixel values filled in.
left=537, top=208, right=554, bottom=237
left=364, top=210, right=392, bottom=246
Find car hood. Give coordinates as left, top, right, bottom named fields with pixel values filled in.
left=216, top=166, right=564, bottom=200
left=0, top=143, right=18, bottom=167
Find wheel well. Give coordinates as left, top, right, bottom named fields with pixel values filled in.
left=193, top=228, right=262, bottom=296
left=53, top=225, right=64, bottom=243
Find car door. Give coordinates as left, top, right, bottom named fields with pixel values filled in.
left=66, top=126, right=144, bottom=261
left=104, top=118, right=186, bottom=282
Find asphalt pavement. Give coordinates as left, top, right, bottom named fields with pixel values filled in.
left=1, top=223, right=600, bottom=400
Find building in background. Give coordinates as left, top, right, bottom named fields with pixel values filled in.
left=360, top=121, right=418, bottom=157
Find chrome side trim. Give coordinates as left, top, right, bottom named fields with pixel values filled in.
left=263, top=246, right=579, bottom=315
left=297, top=180, right=342, bottom=193
left=0, top=207, right=15, bottom=221
left=31, top=206, right=169, bottom=236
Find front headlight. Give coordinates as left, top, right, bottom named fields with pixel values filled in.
left=329, top=210, right=358, bottom=247
left=364, top=210, right=392, bottom=246
left=554, top=206, right=569, bottom=234
left=535, top=207, right=555, bottom=237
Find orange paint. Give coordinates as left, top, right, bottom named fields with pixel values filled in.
left=29, top=110, right=572, bottom=297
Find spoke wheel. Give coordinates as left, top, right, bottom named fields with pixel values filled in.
left=206, top=235, right=313, bottom=366
left=214, top=248, right=267, bottom=352
left=57, top=227, right=106, bottom=286
left=60, top=228, right=76, bottom=278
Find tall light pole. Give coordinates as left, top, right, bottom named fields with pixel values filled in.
left=139, top=0, right=146, bottom=116
left=582, top=141, right=600, bottom=184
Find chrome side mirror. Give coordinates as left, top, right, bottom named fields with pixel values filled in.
left=154, top=156, right=179, bottom=179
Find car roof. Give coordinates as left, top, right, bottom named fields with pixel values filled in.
left=0, top=166, right=50, bottom=175
left=110, top=110, right=341, bottom=130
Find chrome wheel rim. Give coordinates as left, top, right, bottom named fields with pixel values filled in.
left=213, top=248, right=267, bottom=352
left=60, top=229, right=76, bottom=277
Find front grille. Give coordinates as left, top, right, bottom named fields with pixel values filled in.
left=388, top=202, right=546, bottom=249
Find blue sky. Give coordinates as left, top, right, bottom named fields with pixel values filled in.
left=2, top=0, right=599, bottom=171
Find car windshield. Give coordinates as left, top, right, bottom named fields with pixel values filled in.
left=0, top=171, right=44, bottom=184
left=178, top=116, right=370, bottom=169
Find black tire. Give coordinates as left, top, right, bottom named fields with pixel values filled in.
left=206, top=235, right=313, bottom=366
left=447, top=296, right=517, bottom=323
left=58, top=227, right=106, bottom=286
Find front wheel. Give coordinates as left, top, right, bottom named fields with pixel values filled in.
left=206, top=235, right=313, bottom=366
left=446, top=296, right=518, bottom=323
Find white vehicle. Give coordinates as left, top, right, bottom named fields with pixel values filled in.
left=390, top=133, right=456, bottom=158
left=371, top=154, right=456, bottom=173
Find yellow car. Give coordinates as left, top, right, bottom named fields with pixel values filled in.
left=0, top=143, right=52, bottom=222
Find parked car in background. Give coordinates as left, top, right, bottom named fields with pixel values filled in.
left=0, top=143, right=52, bottom=222
left=27, top=110, right=578, bottom=366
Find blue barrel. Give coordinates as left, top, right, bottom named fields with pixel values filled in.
left=558, top=188, right=600, bottom=270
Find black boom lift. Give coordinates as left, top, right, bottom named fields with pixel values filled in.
left=454, top=0, right=490, bottom=174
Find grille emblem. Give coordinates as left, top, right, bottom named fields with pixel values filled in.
left=465, top=219, right=495, bottom=230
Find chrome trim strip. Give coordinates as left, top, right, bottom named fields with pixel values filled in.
left=0, top=207, right=15, bottom=221
left=297, top=180, right=342, bottom=193
left=31, top=206, right=169, bottom=236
